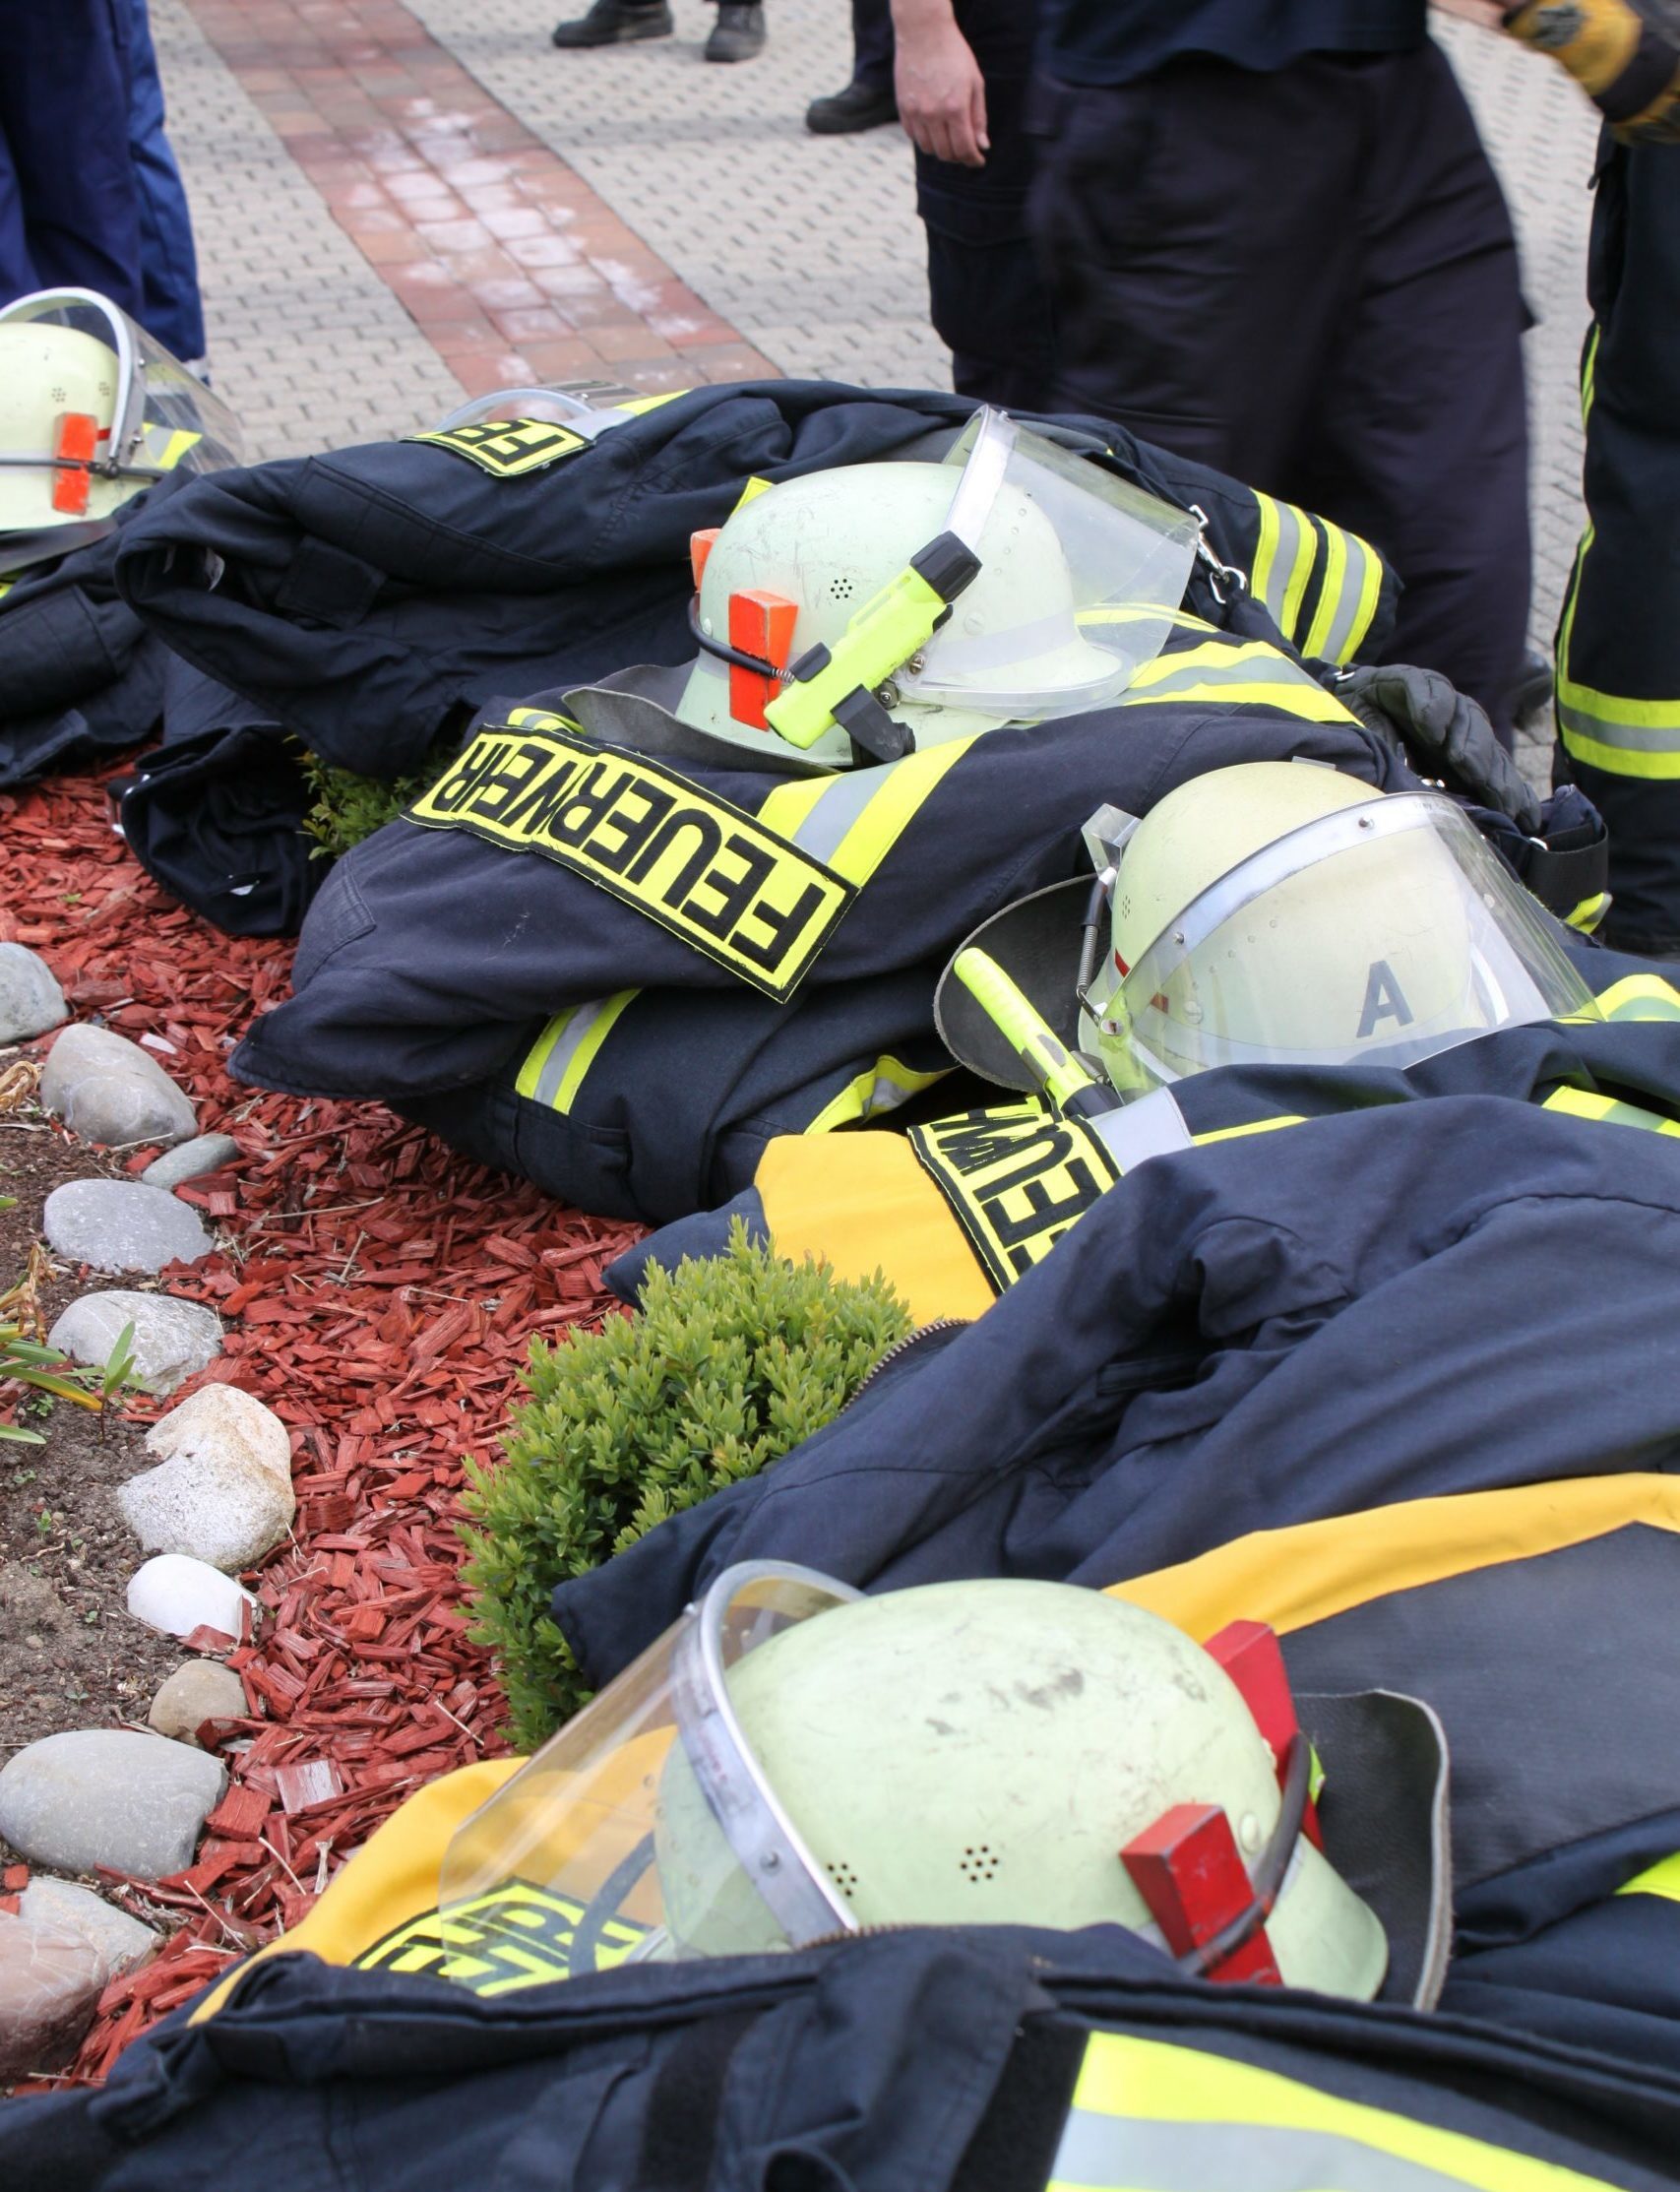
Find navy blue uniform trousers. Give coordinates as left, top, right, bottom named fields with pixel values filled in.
left=1028, top=43, right=1530, bottom=734
left=0, top=0, right=146, bottom=317
left=1553, top=139, right=1680, bottom=954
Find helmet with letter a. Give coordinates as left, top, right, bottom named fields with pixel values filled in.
left=0, top=288, right=242, bottom=579
left=671, top=407, right=1202, bottom=768
left=439, top=1562, right=1441, bottom=2003
left=935, top=761, right=1599, bottom=1101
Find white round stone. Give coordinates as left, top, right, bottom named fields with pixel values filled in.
left=145, top=1382, right=291, bottom=1489
left=40, top=1023, right=197, bottom=1149
left=43, top=1179, right=212, bottom=1276
left=119, top=1447, right=294, bottom=1573
left=0, top=1912, right=103, bottom=2080
left=17, top=1880, right=156, bottom=1984
left=0, top=944, right=67, bottom=1045
left=0, top=1729, right=225, bottom=1879
left=47, top=1290, right=224, bottom=1397
left=126, top=1553, right=255, bottom=1641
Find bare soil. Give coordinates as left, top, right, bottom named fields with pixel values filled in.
left=0, top=1105, right=187, bottom=1769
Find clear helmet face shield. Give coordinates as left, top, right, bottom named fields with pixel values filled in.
left=440, top=1564, right=864, bottom=1975
left=908, top=406, right=1202, bottom=722
left=1086, top=791, right=1599, bottom=1098
left=0, top=288, right=241, bottom=575
left=433, top=381, right=649, bottom=442
left=675, top=407, right=1202, bottom=765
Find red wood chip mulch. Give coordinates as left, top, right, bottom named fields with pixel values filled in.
left=5, top=769, right=641, bottom=2090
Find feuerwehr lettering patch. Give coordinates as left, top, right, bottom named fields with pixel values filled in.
left=910, top=1100, right=1120, bottom=1290
left=407, top=722, right=856, bottom=1000
left=405, top=417, right=590, bottom=477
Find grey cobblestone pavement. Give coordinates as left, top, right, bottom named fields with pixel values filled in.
left=155, top=0, right=1600, bottom=780
left=151, top=0, right=463, bottom=460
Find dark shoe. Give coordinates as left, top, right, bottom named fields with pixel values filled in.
left=705, top=3, right=765, bottom=61
left=1511, top=649, right=1554, bottom=730
left=552, top=0, right=672, bottom=48
left=806, top=77, right=898, bottom=133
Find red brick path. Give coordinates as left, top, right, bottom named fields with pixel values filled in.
left=180, top=0, right=778, bottom=399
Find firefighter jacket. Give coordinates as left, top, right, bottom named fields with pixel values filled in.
left=0, top=482, right=183, bottom=788
left=10, top=1897, right=1680, bottom=2191
left=613, top=963, right=1680, bottom=1319
left=556, top=1088, right=1680, bottom=1693
left=111, top=379, right=1400, bottom=782
left=230, top=678, right=1409, bottom=1107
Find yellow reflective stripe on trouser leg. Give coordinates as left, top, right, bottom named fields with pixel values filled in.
left=758, top=734, right=979, bottom=884
left=1250, top=491, right=1317, bottom=643
left=515, top=991, right=638, bottom=1111
left=803, top=1054, right=952, bottom=1135
left=1049, top=2033, right=1620, bottom=2192
left=1302, top=519, right=1384, bottom=664
left=1618, top=1851, right=1680, bottom=1904
left=1588, top=973, right=1680, bottom=1021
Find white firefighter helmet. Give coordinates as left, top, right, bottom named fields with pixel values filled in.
left=440, top=1563, right=1389, bottom=2001
left=1082, top=762, right=1596, bottom=1096
left=675, top=407, right=1202, bottom=768
left=0, top=288, right=242, bottom=577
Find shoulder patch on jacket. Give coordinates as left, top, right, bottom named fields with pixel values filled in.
left=406, top=418, right=591, bottom=477
left=407, top=723, right=856, bottom=999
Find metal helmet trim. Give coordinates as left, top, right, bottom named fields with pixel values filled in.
left=668, top=1559, right=866, bottom=1946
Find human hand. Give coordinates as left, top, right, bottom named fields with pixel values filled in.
left=895, top=15, right=989, bottom=165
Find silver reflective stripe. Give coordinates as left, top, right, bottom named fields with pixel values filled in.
left=530, top=997, right=606, bottom=1107
left=783, top=765, right=893, bottom=867
left=1124, top=657, right=1321, bottom=701
left=1090, top=1088, right=1193, bottom=1171
left=1051, top=2111, right=1495, bottom=2192
left=1558, top=699, right=1680, bottom=757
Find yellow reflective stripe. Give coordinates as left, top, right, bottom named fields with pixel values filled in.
left=1191, top=1113, right=1308, bottom=1148
left=1589, top=973, right=1680, bottom=1022
left=1080, top=602, right=1215, bottom=635
left=758, top=735, right=978, bottom=887
left=1542, top=1086, right=1680, bottom=1138
left=1556, top=518, right=1680, bottom=778
left=1342, top=532, right=1385, bottom=660
left=1302, top=520, right=1349, bottom=659
left=142, top=423, right=203, bottom=470
left=1112, top=1474, right=1680, bottom=1646
left=616, top=391, right=687, bottom=414
left=803, top=1053, right=951, bottom=1134
left=1122, top=676, right=1353, bottom=723
left=1250, top=490, right=1316, bottom=641
left=1054, top=2033, right=1619, bottom=2192
left=731, top=473, right=775, bottom=514
left=1121, top=638, right=1357, bottom=722
left=1301, top=519, right=1384, bottom=665
left=515, top=990, right=638, bottom=1111
left=1618, top=1851, right=1680, bottom=1905
left=1566, top=892, right=1610, bottom=934
left=1582, top=324, right=1599, bottom=424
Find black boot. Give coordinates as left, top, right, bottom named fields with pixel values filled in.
left=552, top=0, right=673, bottom=48
left=705, top=3, right=766, bottom=61
left=805, top=78, right=898, bottom=133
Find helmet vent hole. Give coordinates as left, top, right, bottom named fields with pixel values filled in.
left=827, top=1860, right=858, bottom=1899
left=828, top=576, right=854, bottom=601
left=959, top=1845, right=999, bottom=1883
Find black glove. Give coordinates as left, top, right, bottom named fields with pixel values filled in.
left=1333, top=662, right=1543, bottom=837
left=1504, top=0, right=1680, bottom=144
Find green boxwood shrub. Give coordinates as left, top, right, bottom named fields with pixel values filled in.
left=299, top=748, right=447, bottom=861
left=459, top=1223, right=911, bottom=1750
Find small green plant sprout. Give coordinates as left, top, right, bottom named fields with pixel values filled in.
left=459, top=1223, right=911, bottom=1749
left=300, top=741, right=454, bottom=862
left=0, top=1319, right=140, bottom=1444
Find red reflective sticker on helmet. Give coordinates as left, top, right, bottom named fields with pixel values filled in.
left=1122, top=1803, right=1282, bottom=1985
left=690, top=527, right=719, bottom=590
left=51, top=411, right=99, bottom=515
left=728, top=590, right=798, bottom=731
